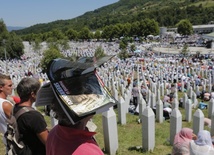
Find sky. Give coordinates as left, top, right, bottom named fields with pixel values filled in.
left=0, top=0, right=119, bottom=27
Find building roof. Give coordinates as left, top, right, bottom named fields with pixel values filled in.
left=202, top=32, right=214, bottom=40
left=193, top=24, right=214, bottom=29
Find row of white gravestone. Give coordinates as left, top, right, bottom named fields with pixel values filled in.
left=47, top=55, right=214, bottom=154
left=42, top=55, right=209, bottom=153
left=0, top=41, right=120, bottom=85
left=169, top=107, right=214, bottom=145
left=103, top=58, right=214, bottom=152
left=116, top=84, right=214, bottom=152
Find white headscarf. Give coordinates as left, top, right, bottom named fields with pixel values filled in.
left=195, top=130, right=213, bottom=147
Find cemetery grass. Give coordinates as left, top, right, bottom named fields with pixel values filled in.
left=0, top=105, right=209, bottom=155
left=93, top=108, right=208, bottom=155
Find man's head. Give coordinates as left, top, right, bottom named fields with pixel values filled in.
left=0, top=74, right=13, bottom=98
left=17, top=77, right=41, bottom=103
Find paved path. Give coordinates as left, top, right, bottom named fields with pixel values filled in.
left=153, top=46, right=213, bottom=54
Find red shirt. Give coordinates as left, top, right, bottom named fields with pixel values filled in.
left=46, top=125, right=104, bottom=155
left=177, top=83, right=182, bottom=87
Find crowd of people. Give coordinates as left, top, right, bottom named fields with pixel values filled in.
left=126, top=41, right=214, bottom=154
left=0, top=39, right=214, bottom=154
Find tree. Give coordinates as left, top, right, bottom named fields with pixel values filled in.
left=114, top=23, right=124, bottom=38
left=180, top=44, right=190, bottom=57
left=118, top=49, right=129, bottom=60
left=78, top=27, right=91, bottom=40
left=32, top=38, right=42, bottom=54
left=0, top=21, right=24, bottom=59
left=48, top=29, right=65, bottom=41
left=58, top=39, right=70, bottom=51
left=0, top=20, right=10, bottom=58
left=140, top=18, right=159, bottom=37
left=119, top=37, right=129, bottom=50
left=94, top=46, right=106, bottom=58
left=130, top=44, right=136, bottom=52
left=101, top=26, right=110, bottom=40
left=112, top=25, right=121, bottom=39
left=123, top=23, right=131, bottom=37
left=40, top=47, right=64, bottom=72
left=65, top=28, right=78, bottom=41
left=101, top=25, right=114, bottom=41
left=177, top=19, right=193, bottom=35
left=94, top=30, right=101, bottom=41
left=6, top=32, right=24, bottom=59
left=130, top=21, right=140, bottom=37
left=45, top=29, right=69, bottom=52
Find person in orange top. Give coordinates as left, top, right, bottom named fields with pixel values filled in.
left=127, top=77, right=131, bottom=87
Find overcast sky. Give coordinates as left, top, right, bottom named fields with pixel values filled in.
left=0, top=0, right=118, bottom=27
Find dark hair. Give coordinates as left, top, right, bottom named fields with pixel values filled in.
left=50, top=98, right=74, bottom=127
left=17, top=77, right=40, bottom=102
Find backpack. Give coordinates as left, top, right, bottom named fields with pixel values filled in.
left=4, top=107, right=35, bottom=155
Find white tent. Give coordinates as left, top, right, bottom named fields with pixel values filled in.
left=134, top=49, right=141, bottom=53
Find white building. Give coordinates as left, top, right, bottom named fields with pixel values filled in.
left=166, top=24, right=214, bottom=34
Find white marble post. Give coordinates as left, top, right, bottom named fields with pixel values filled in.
left=138, top=96, right=147, bottom=123
left=211, top=113, right=214, bottom=136
left=185, top=99, right=192, bottom=122
left=142, top=107, right=155, bottom=152
left=170, top=108, right=182, bottom=145
left=193, top=109, right=204, bottom=135
left=118, top=96, right=126, bottom=125
left=156, top=100, right=164, bottom=123
left=182, top=93, right=188, bottom=109
left=102, top=108, right=118, bottom=155
left=208, top=98, right=214, bottom=118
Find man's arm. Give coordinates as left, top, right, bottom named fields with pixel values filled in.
left=2, top=101, right=13, bottom=118
left=37, top=129, right=49, bottom=145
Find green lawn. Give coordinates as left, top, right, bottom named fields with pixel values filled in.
left=93, top=106, right=209, bottom=155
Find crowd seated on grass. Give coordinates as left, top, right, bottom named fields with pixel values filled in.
left=151, top=94, right=173, bottom=120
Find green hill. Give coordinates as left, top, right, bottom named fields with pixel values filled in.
left=13, top=0, right=214, bottom=35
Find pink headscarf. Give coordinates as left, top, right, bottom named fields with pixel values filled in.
left=174, top=128, right=193, bottom=144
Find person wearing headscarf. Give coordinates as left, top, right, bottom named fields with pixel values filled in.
left=190, top=130, right=214, bottom=155
left=172, top=128, right=196, bottom=155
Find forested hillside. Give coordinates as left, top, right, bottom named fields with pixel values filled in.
left=14, top=0, right=214, bottom=35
